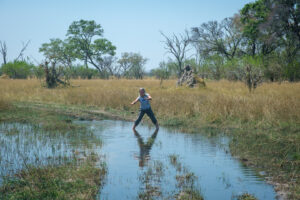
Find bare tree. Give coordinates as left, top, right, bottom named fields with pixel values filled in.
left=15, top=40, right=30, bottom=61
left=117, top=52, right=147, bottom=79
left=103, top=56, right=122, bottom=77
left=118, top=52, right=132, bottom=76
left=0, top=41, right=7, bottom=65
left=96, top=56, right=117, bottom=78
left=191, top=17, right=243, bottom=60
left=161, top=30, right=191, bottom=77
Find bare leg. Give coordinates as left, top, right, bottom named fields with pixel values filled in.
left=132, top=124, right=136, bottom=131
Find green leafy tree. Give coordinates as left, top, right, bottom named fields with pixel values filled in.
left=67, top=19, right=116, bottom=73
left=223, top=58, right=244, bottom=81
left=39, top=38, right=76, bottom=68
left=33, top=65, right=45, bottom=79
left=64, top=65, right=98, bottom=79
left=165, top=59, right=179, bottom=78
left=151, top=61, right=171, bottom=85
left=240, top=0, right=300, bottom=81
left=1, top=61, right=35, bottom=79
left=202, top=55, right=225, bottom=80
left=240, top=0, right=278, bottom=56
left=265, top=0, right=300, bottom=81
left=263, top=0, right=300, bottom=44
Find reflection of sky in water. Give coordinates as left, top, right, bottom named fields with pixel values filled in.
left=77, top=120, right=276, bottom=200
left=0, top=123, right=102, bottom=184
left=0, top=120, right=277, bottom=200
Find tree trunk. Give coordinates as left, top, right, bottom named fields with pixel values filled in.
left=0, top=41, right=7, bottom=65
left=84, top=55, right=88, bottom=68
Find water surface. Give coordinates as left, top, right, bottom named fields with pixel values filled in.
left=0, top=120, right=277, bottom=200
left=78, top=120, right=276, bottom=200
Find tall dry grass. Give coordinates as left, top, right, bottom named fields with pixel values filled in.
left=0, top=79, right=299, bottom=124
left=0, top=94, right=10, bottom=111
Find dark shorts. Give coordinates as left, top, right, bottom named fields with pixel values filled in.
left=134, top=108, right=157, bottom=126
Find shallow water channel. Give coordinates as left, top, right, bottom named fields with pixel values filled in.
left=0, top=120, right=277, bottom=199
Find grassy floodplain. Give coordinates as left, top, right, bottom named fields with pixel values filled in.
left=0, top=99, right=107, bottom=200
left=0, top=157, right=106, bottom=200
left=0, top=78, right=300, bottom=199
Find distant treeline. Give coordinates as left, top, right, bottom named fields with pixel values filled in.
left=0, top=61, right=99, bottom=79
left=0, top=59, right=153, bottom=80
left=154, top=0, right=300, bottom=83
left=0, top=0, right=299, bottom=84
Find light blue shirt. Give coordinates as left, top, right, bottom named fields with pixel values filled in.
left=138, top=93, right=151, bottom=110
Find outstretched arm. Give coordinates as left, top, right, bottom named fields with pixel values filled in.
left=145, top=94, right=152, bottom=100
left=131, top=97, right=139, bottom=105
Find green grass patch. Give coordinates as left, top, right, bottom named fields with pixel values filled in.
left=0, top=104, right=86, bottom=133
left=145, top=112, right=300, bottom=198
left=237, top=193, right=257, bottom=200
left=229, top=122, right=300, bottom=199
left=0, top=158, right=106, bottom=200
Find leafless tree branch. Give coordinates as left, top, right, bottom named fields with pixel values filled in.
left=15, top=40, right=30, bottom=61
left=160, top=30, right=191, bottom=77
left=0, top=41, right=7, bottom=65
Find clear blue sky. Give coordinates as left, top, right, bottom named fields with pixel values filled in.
left=0, top=0, right=252, bottom=70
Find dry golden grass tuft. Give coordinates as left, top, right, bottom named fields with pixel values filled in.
left=0, top=97, right=10, bottom=111
left=0, top=78, right=299, bottom=125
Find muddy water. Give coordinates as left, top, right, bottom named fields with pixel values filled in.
left=0, top=120, right=277, bottom=199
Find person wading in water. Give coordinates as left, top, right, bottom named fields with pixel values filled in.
left=131, top=88, right=159, bottom=131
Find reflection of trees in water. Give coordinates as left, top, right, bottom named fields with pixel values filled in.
left=181, top=131, right=229, bottom=158
left=133, top=129, right=158, bottom=167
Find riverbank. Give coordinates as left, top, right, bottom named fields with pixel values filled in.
left=0, top=156, right=106, bottom=200
left=0, top=79, right=299, bottom=199
left=0, top=103, right=107, bottom=200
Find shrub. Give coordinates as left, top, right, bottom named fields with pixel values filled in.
left=65, top=66, right=99, bottom=79
left=1, top=61, right=35, bottom=79
left=33, top=65, right=45, bottom=79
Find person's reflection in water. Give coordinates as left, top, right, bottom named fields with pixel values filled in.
left=133, top=129, right=159, bottom=167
